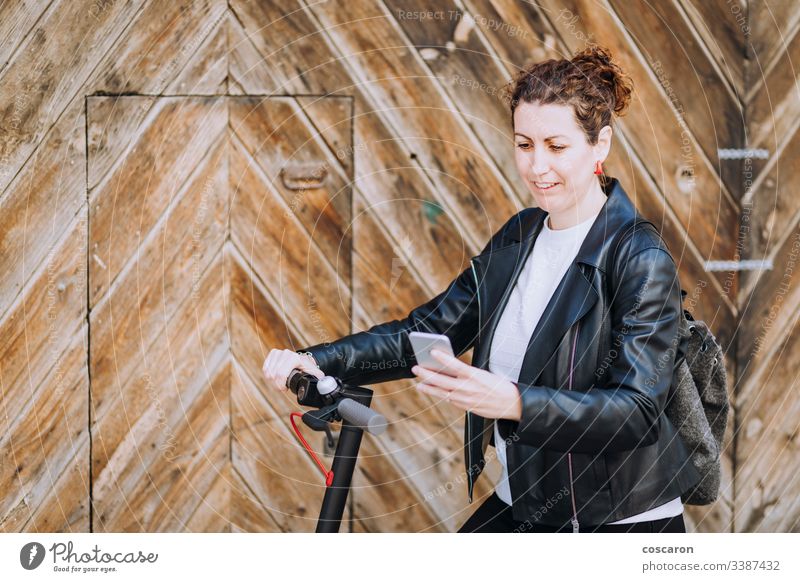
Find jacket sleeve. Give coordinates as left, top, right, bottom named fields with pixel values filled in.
left=295, top=214, right=519, bottom=386
left=513, top=239, right=684, bottom=453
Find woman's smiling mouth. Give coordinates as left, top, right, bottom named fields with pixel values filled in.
left=533, top=181, right=561, bottom=191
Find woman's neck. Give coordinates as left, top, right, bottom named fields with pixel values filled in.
left=547, top=180, right=607, bottom=230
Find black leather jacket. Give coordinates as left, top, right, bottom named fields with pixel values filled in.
left=298, top=177, right=701, bottom=529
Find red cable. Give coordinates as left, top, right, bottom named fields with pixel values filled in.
left=290, top=412, right=334, bottom=486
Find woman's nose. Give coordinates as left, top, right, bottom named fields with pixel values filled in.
left=529, top=154, right=550, bottom=176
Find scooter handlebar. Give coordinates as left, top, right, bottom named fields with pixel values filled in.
left=337, top=398, right=387, bottom=436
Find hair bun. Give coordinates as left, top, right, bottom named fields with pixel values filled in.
left=571, top=46, right=633, bottom=116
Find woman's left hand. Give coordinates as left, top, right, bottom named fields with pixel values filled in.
left=412, top=350, right=522, bottom=420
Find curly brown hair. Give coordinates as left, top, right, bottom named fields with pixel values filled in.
left=504, top=46, right=634, bottom=145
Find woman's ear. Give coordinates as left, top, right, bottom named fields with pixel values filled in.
left=594, top=125, right=613, bottom=161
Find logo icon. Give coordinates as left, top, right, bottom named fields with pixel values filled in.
left=20, top=542, right=46, bottom=570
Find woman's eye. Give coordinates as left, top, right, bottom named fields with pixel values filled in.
left=551, top=145, right=566, bottom=151
left=516, top=143, right=532, bottom=150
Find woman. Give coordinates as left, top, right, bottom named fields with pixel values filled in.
left=263, top=46, right=701, bottom=533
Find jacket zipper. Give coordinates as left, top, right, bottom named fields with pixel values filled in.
left=567, top=321, right=580, bottom=532
left=466, top=259, right=481, bottom=503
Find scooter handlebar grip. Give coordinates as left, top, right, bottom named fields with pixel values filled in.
left=336, top=398, right=387, bottom=436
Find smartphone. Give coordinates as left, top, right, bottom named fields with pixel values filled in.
left=408, top=331, right=456, bottom=375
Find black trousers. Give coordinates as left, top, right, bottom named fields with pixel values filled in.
left=458, top=492, right=687, bottom=533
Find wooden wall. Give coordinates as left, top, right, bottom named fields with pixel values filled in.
left=0, top=0, right=793, bottom=532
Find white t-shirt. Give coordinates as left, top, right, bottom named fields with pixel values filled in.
left=488, top=210, right=683, bottom=524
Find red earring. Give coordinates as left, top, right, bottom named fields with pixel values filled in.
left=594, top=160, right=603, bottom=175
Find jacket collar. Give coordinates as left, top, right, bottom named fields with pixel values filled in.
left=501, top=177, right=639, bottom=271
left=469, top=177, right=640, bottom=382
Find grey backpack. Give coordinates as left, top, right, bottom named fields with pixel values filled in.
left=611, top=220, right=730, bottom=506
left=669, top=295, right=729, bottom=505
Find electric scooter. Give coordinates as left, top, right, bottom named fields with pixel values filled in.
left=285, top=369, right=387, bottom=533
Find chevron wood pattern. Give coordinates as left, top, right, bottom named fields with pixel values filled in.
left=0, top=0, right=795, bottom=532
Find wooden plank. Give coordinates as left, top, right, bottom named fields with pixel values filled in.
left=90, top=248, right=228, bottom=480
left=383, top=0, right=526, bottom=202
left=90, top=255, right=228, bottom=446
left=227, top=8, right=478, bottom=296
left=0, top=100, right=86, bottom=315
left=532, top=0, right=739, bottom=264
left=89, top=131, right=228, bottom=409
left=185, top=462, right=232, bottom=532
left=0, top=329, right=88, bottom=529
left=0, top=220, right=87, bottom=430
left=607, top=0, right=744, bottom=197
left=349, top=194, right=476, bottom=438
left=463, top=0, right=563, bottom=72
left=132, top=361, right=229, bottom=532
left=348, top=432, right=445, bottom=532
left=88, top=97, right=227, bottom=307
left=95, top=357, right=229, bottom=531
left=748, top=0, right=800, bottom=84
left=228, top=137, right=351, bottom=342
left=0, top=0, right=52, bottom=76
left=745, top=30, right=800, bottom=170
left=230, top=466, right=280, bottom=532
left=86, top=95, right=156, bottom=191
left=22, top=440, right=90, bottom=533
left=92, top=262, right=229, bottom=531
left=679, top=0, right=747, bottom=99
left=734, top=301, right=800, bottom=531
left=294, top=96, right=354, bottom=181
left=88, top=0, right=226, bottom=95
left=0, top=0, right=146, bottom=196
left=229, top=97, right=353, bottom=283
left=167, top=12, right=228, bottom=95
left=303, top=0, right=523, bottom=250
left=736, top=197, right=800, bottom=391
left=227, top=12, right=285, bottom=95
left=86, top=2, right=227, bottom=188
left=735, top=394, right=800, bottom=531
left=226, top=247, right=307, bottom=384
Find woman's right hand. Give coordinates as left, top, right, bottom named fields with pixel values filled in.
left=262, top=349, right=325, bottom=392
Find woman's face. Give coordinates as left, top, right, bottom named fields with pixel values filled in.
left=513, top=101, right=611, bottom=222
